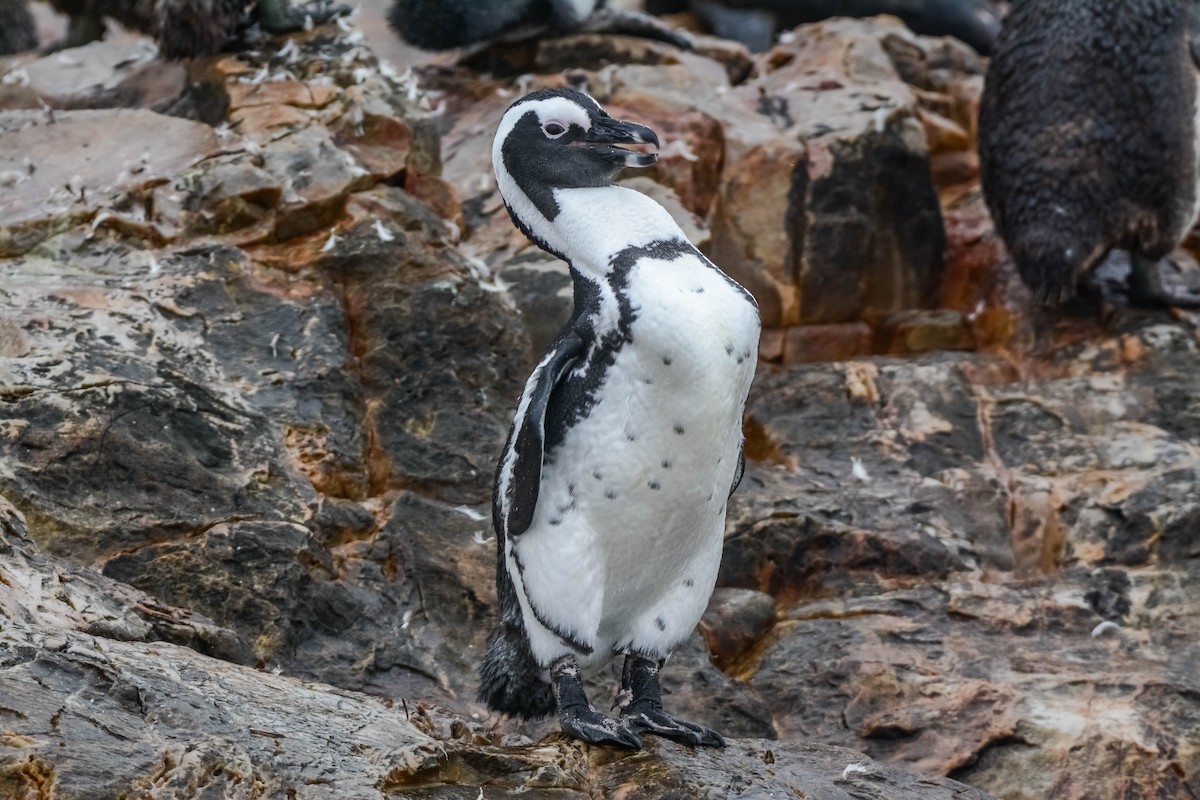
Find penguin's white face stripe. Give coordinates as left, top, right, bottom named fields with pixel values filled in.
left=492, top=87, right=659, bottom=267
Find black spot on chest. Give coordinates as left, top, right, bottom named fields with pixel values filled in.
left=543, top=238, right=699, bottom=454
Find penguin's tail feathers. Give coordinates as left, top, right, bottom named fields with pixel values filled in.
left=477, top=623, right=555, bottom=720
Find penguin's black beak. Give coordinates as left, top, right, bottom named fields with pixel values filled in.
left=582, top=116, right=660, bottom=169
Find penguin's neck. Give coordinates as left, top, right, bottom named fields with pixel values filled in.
left=541, top=185, right=689, bottom=279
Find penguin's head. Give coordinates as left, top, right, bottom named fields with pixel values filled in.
left=492, top=87, right=659, bottom=230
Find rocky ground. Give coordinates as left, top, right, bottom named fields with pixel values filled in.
left=0, top=6, right=1197, bottom=800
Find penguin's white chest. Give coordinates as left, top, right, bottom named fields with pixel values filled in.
left=512, top=251, right=760, bottom=666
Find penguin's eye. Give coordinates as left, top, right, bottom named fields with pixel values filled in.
left=542, top=122, right=568, bottom=138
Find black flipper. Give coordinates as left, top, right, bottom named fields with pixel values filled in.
left=498, top=329, right=586, bottom=537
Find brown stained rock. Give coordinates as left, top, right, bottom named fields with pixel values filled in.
left=726, top=314, right=1200, bottom=798
left=700, top=587, right=777, bottom=671
left=229, top=100, right=315, bottom=138
left=720, top=17, right=945, bottom=327
left=782, top=321, right=874, bottom=364
left=226, top=79, right=338, bottom=111
left=0, top=245, right=360, bottom=560
left=630, top=104, right=725, bottom=219
left=320, top=186, right=527, bottom=504
left=333, top=88, right=414, bottom=181
left=708, top=139, right=804, bottom=326
left=0, top=108, right=218, bottom=256
left=173, top=154, right=283, bottom=238
left=882, top=309, right=975, bottom=355
left=259, top=125, right=375, bottom=240
left=405, top=169, right=465, bottom=231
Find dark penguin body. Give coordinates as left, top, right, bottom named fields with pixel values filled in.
left=979, top=0, right=1200, bottom=306
left=478, top=88, right=760, bottom=748
left=0, top=0, right=38, bottom=54
left=42, top=0, right=347, bottom=59
left=387, top=0, right=690, bottom=51
left=647, top=0, right=1001, bottom=54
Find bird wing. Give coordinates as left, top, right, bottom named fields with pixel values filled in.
left=495, top=329, right=586, bottom=538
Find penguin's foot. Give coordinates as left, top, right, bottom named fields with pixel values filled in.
left=622, top=704, right=727, bottom=747
left=551, top=654, right=642, bottom=749
left=257, top=0, right=351, bottom=34
left=561, top=705, right=644, bottom=748
left=1127, top=252, right=1200, bottom=309
left=575, top=7, right=693, bottom=49
left=616, top=654, right=727, bottom=748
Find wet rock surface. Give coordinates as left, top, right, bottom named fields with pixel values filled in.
left=0, top=7, right=1198, bottom=800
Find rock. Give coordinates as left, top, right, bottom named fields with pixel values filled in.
left=0, top=621, right=995, bottom=800
left=882, top=309, right=975, bottom=355
left=700, top=587, right=777, bottom=670
left=0, top=40, right=186, bottom=111
left=0, top=493, right=995, bottom=799
left=0, top=620, right=438, bottom=800
left=0, top=108, right=218, bottom=257
left=782, top=321, right=874, bottom=364
left=0, top=27, right=520, bottom=712
left=723, top=318, right=1200, bottom=799
left=0, top=495, right=250, bottom=663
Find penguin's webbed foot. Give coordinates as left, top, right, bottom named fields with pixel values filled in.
left=621, top=704, right=726, bottom=747
left=561, top=705, right=644, bottom=749
left=551, top=653, right=642, bottom=749
left=616, top=653, right=727, bottom=748
left=1129, top=253, right=1200, bottom=309
left=576, top=7, right=693, bottom=50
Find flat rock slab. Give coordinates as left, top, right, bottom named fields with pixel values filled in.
left=0, top=623, right=995, bottom=800
left=0, top=40, right=186, bottom=111
left=0, top=108, right=217, bottom=256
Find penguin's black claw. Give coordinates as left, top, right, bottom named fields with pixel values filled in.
left=561, top=706, right=644, bottom=749
left=613, top=653, right=726, bottom=747
left=622, top=706, right=727, bottom=747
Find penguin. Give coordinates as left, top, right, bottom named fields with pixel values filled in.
left=478, top=87, right=760, bottom=748
left=646, top=0, right=1002, bottom=54
left=978, top=0, right=1200, bottom=307
left=387, top=0, right=691, bottom=52
left=0, top=0, right=38, bottom=55
left=41, top=0, right=348, bottom=59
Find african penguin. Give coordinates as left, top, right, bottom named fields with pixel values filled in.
left=0, top=0, right=38, bottom=54
left=40, top=0, right=348, bottom=59
left=478, top=87, right=760, bottom=749
left=387, top=0, right=691, bottom=52
left=979, top=0, right=1200, bottom=307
